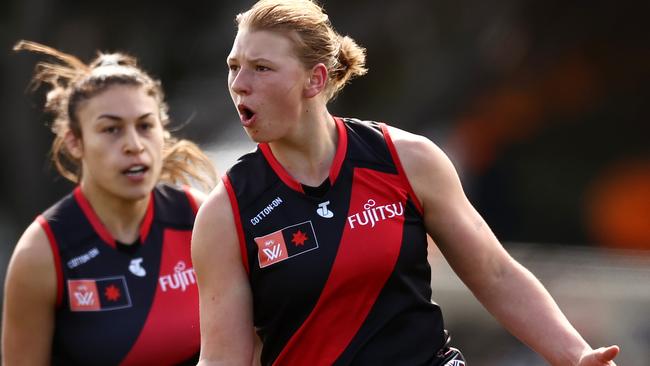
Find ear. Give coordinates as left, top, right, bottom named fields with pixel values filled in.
left=304, top=63, right=328, bottom=99
left=64, top=130, right=84, bottom=160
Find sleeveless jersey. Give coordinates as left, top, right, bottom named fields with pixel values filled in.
left=225, top=118, right=447, bottom=365
left=38, top=184, right=200, bottom=366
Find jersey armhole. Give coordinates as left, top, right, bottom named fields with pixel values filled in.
left=182, top=185, right=199, bottom=216
left=36, top=215, right=64, bottom=308
left=379, top=123, right=424, bottom=214
left=222, top=175, right=250, bottom=275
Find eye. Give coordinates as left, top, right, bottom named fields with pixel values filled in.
left=103, top=125, right=119, bottom=134
left=255, top=65, right=270, bottom=72
left=228, top=63, right=240, bottom=72
left=138, top=121, right=155, bottom=132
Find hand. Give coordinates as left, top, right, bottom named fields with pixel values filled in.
left=577, top=345, right=620, bottom=365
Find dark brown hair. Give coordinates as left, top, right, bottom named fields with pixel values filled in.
left=14, top=40, right=216, bottom=190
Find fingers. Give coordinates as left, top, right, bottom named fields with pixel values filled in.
left=596, top=345, right=620, bottom=362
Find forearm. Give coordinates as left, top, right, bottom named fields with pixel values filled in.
left=473, top=260, right=590, bottom=365
left=197, top=327, right=255, bottom=366
left=196, top=286, right=256, bottom=366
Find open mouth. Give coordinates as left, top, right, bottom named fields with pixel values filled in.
left=123, top=165, right=149, bottom=176
left=238, top=104, right=256, bottom=122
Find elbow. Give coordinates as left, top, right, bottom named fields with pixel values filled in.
left=466, top=254, right=523, bottom=300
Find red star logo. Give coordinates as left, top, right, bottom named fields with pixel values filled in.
left=291, top=230, right=308, bottom=246
left=104, top=284, right=121, bottom=302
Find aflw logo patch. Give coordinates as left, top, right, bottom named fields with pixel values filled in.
left=67, top=276, right=132, bottom=312
left=255, top=221, right=319, bottom=268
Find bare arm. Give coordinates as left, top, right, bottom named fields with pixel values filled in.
left=192, top=181, right=256, bottom=365
left=389, top=126, right=619, bottom=366
left=2, top=221, right=57, bottom=366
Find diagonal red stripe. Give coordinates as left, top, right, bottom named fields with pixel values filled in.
left=120, top=229, right=200, bottom=365
left=273, top=168, right=406, bottom=365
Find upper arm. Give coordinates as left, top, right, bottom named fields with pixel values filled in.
left=2, top=220, right=57, bottom=366
left=388, top=126, right=516, bottom=292
left=390, top=128, right=598, bottom=365
left=192, top=181, right=255, bottom=365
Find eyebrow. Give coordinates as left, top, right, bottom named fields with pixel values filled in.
left=227, top=56, right=274, bottom=64
left=96, top=112, right=154, bottom=121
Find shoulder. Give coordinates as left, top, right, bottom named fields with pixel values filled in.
left=154, top=183, right=210, bottom=218
left=227, top=147, right=263, bottom=177
left=197, top=179, right=235, bottom=224
left=11, top=220, right=53, bottom=265
left=343, top=117, right=434, bottom=160
left=41, top=190, right=77, bottom=221
left=5, top=219, right=57, bottom=297
left=341, top=117, right=384, bottom=143
left=383, top=125, right=464, bottom=208
left=225, top=146, right=282, bottom=212
left=192, top=179, right=241, bottom=264
left=384, top=124, right=455, bottom=173
left=2, top=219, right=58, bottom=365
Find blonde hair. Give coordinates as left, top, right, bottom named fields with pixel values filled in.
left=13, top=40, right=216, bottom=191
left=236, top=0, right=368, bottom=101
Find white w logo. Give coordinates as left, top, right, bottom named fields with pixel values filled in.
left=262, top=244, right=282, bottom=260
left=74, top=290, right=95, bottom=306
left=445, top=360, right=465, bottom=366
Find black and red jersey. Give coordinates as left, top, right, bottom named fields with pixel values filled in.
left=38, top=184, right=200, bottom=366
left=225, top=117, right=447, bottom=365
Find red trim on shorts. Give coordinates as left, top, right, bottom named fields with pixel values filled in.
left=380, top=123, right=424, bottom=214
left=223, top=175, right=250, bottom=275
left=37, top=215, right=64, bottom=308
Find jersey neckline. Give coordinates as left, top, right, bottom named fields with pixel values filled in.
left=73, top=186, right=155, bottom=249
left=259, top=116, right=348, bottom=194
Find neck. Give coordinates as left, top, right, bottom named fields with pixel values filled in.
left=79, top=182, right=150, bottom=244
left=268, top=106, right=337, bottom=186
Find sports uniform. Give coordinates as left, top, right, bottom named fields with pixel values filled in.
left=225, top=117, right=465, bottom=365
left=38, top=184, right=200, bottom=366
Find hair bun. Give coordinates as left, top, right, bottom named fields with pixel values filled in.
left=92, top=53, right=137, bottom=69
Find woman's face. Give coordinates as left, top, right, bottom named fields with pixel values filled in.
left=71, top=84, right=165, bottom=202
left=227, top=28, right=310, bottom=143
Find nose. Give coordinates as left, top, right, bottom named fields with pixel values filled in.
left=123, top=126, right=144, bottom=154
left=230, top=68, right=251, bottom=96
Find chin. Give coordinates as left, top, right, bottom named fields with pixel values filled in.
left=244, top=127, right=276, bottom=144
left=122, top=190, right=150, bottom=202
left=244, top=130, right=264, bottom=143
left=122, top=182, right=156, bottom=201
